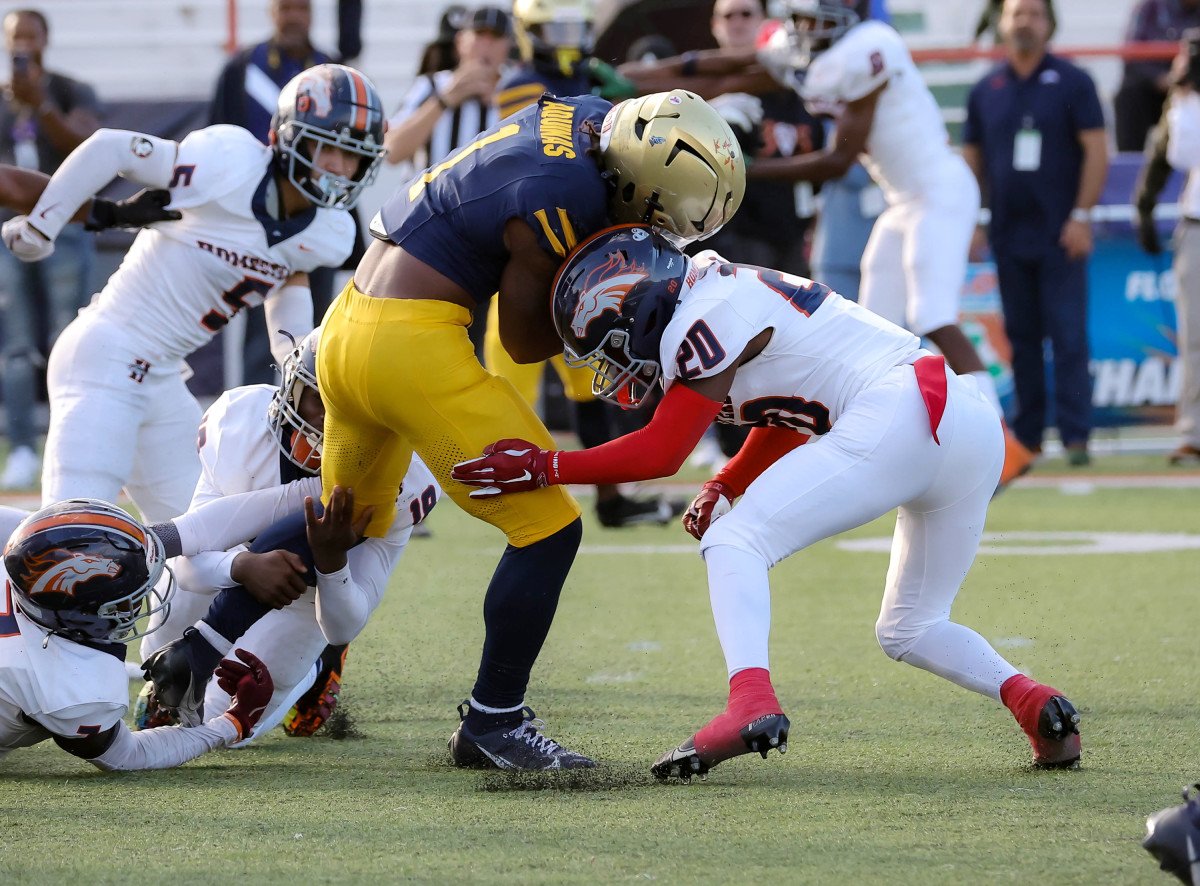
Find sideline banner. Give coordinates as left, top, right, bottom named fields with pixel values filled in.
left=960, top=244, right=1178, bottom=429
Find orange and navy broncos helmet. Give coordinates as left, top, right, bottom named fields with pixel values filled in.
left=3, top=499, right=174, bottom=644
left=271, top=63, right=386, bottom=210
left=552, top=224, right=689, bottom=409
left=267, top=326, right=322, bottom=473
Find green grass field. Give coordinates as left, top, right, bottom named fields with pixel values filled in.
left=2, top=456, right=1198, bottom=885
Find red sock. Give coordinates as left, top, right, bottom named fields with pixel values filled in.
left=1001, top=673, right=1059, bottom=739
left=693, top=668, right=783, bottom=762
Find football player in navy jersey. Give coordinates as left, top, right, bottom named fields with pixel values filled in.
left=143, top=89, right=745, bottom=771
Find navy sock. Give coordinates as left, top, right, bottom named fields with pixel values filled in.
left=194, top=507, right=318, bottom=678
left=572, top=398, right=612, bottom=450
left=466, top=517, right=582, bottom=730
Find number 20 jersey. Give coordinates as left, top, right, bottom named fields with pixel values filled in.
left=660, top=252, right=922, bottom=435
left=370, top=94, right=613, bottom=303
left=88, top=125, right=355, bottom=365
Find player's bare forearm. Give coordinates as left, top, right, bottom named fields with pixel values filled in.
left=0, top=165, right=92, bottom=221
left=498, top=219, right=566, bottom=362
left=750, top=149, right=854, bottom=183
left=1074, top=128, right=1109, bottom=210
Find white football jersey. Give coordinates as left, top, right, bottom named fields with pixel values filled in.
left=87, top=126, right=355, bottom=365
left=0, top=606, right=128, bottom=756
left=183, top=385, right=440, bottom=592
left=801, top=21, right=957, bottom=203
left=660, top=253, right=922, bottom=434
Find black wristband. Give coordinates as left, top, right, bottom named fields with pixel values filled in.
left=681, top=51, right=699, bottom=78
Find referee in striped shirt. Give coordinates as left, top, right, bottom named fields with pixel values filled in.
left=383, top=6, right=510, bottom=171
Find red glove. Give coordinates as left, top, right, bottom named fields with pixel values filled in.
left=451, top=438, right=559, bottom=498
left=682, top=479, right=737, bottom=541
left=215, top=649, right=274, bottom=741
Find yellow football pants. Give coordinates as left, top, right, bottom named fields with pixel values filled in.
left=317, top=283, right=581, bottom=544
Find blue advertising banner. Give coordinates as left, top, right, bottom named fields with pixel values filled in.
left=960, top=153, right=1181, bottom=430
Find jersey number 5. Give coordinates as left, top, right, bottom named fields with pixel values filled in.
left=201, top=276, right=273, bottom=331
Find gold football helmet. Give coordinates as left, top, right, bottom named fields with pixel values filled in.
left=600, top=90, right=746, bottom=242
left=512, top=0, right=594, bottom=77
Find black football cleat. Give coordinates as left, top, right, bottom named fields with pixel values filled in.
left=596, top=494, right=682, bottom=528
left=652, top=713, right=790, bottom=783
left=141, top=628, right=209, bottom=728
left=447, top=702, right=596, bottom=770
left=1032, top=695, right=1081, bottom=769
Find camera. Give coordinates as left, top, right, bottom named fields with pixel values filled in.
left=11, top=52, right=31, bottom=77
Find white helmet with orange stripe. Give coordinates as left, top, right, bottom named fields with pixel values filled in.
left=271, top=63, right=387, bottom=210
left=3, top=499, right=174, bottom=644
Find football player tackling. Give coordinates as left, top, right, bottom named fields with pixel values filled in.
left=452, top=226, right=1082, bottom=779
left=0, top=64, right=383, bottom=523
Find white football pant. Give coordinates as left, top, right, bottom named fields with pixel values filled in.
left=699, top=363, right=1020, bottom=701
left=42, top=309, right=201, bottom=523
left=859, top=156, right=980, bottom=338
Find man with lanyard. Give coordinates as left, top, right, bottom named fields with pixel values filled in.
left=962, top=0, right=1108, bottom=469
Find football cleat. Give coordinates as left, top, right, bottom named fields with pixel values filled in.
left=131, top=681, right=178, bottom=731
left=595, top=494, right=683, bottom=528
left=447, top=702, right=596, bottom=770
left=1031, top=695, right=1082, bottom=769
left=652, top=712, right=790, bottom=783
left=283, top=644, right=348, bottom=737
left=141, top=628, right=208, bottom=728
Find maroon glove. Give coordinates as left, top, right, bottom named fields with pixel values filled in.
left=451, top=438, right=558, bottom=498
left=215, top=649, right=274, bottom=741
left=682, top=479, right=738, bottom=541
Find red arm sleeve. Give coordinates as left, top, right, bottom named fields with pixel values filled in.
left=552, top=384, right=723, bottom=486
left=712, top=426, right=808, bottom=497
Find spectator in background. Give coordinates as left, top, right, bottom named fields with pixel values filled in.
left=417, top=5, right=469, bottom=76
left=0, top=8, right=98, bottom=489
left=210, top=0, right=353, bottom=386
left=962, top=0, right=1108, bottom=467
left=384, top=6, right=509, bottom=173
left=1115, top=0, right=1200, bottom=152
left=704, top=0, right=825, bottom=277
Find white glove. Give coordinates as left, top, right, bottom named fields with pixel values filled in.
left=708, top=93, right=764, bottom=133
left=2, top=216, right=55, bottom=262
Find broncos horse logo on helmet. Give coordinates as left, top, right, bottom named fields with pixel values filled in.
left=552, top=224, right=689, bottom=408
left=271, top=63, right=387, bottom=210
left=3, top=499, right=174, bottom=644
left=22, top=548, right=121, bottom=598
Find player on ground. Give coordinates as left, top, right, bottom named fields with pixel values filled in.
left=452, top=225, right=1082, bottom=778
left=0, top=63, right=384, bottom=523
left=143, top=90, right=745, bottom=771
left=137, top=329, right=441, bottom=738
left=0, top=499, right=274, bottom=771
